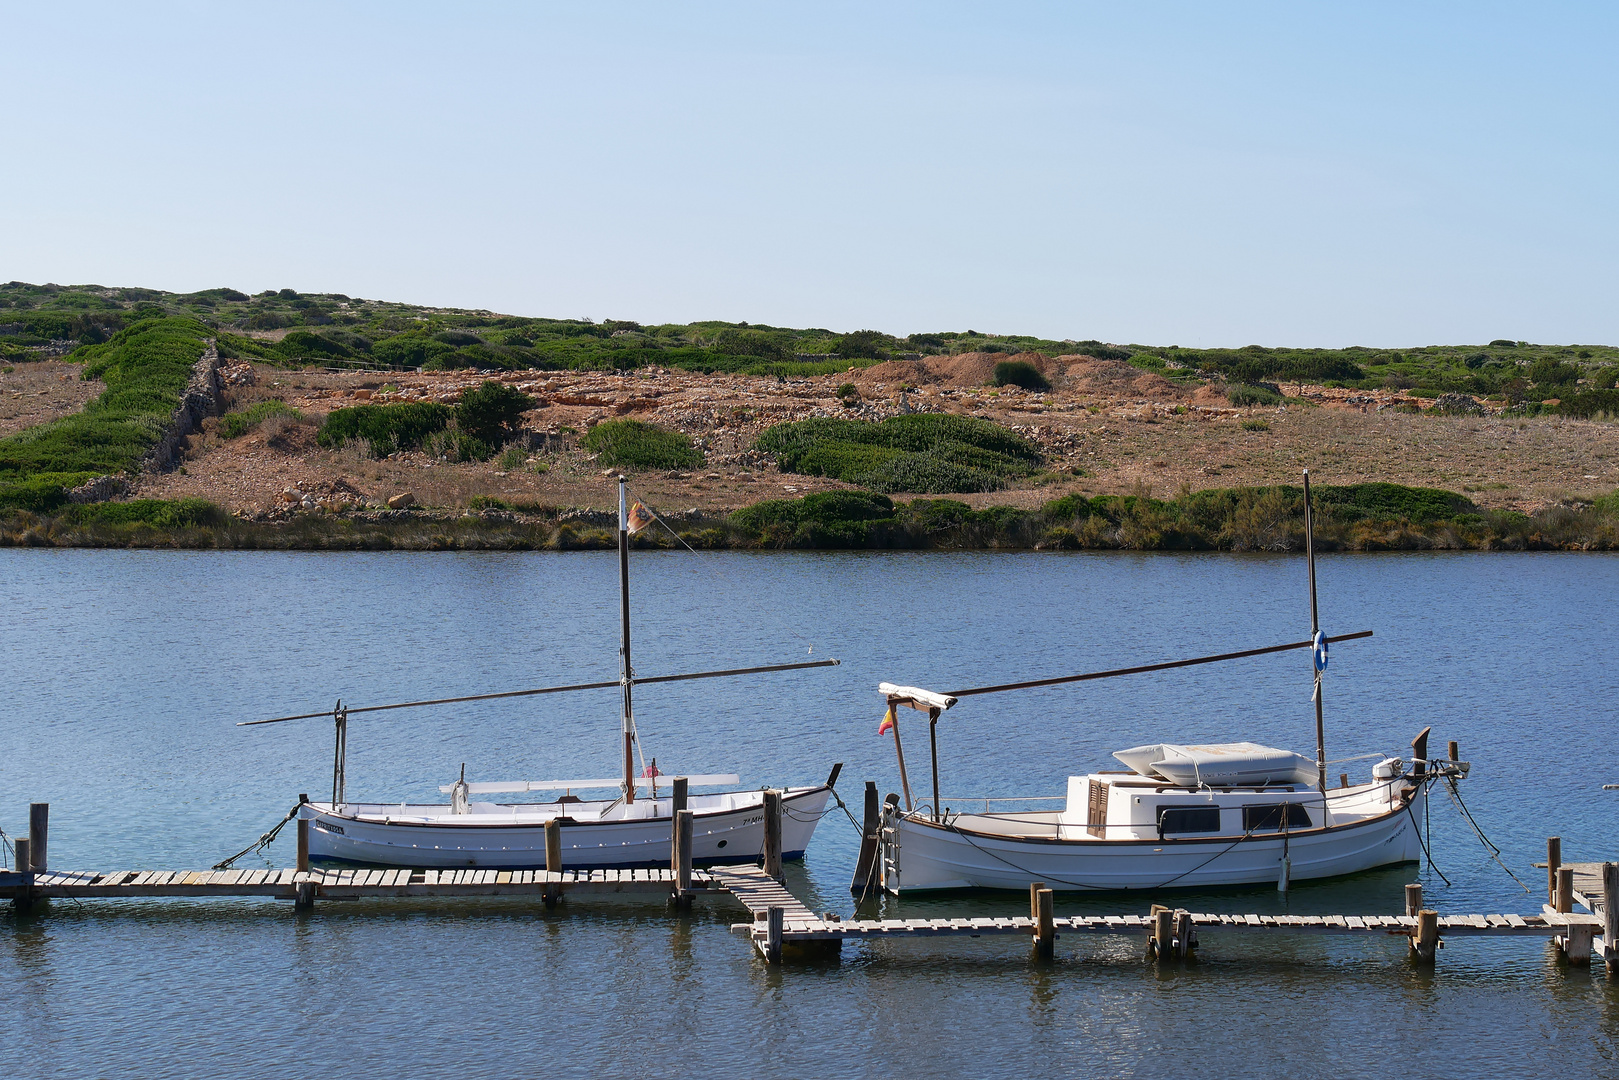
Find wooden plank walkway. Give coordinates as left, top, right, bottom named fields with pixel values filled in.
left=1562, top=861, right=1608, bottom=911
left=726, top=906, right=1601, bottom=945
left=0, top=866, right=730, bottom=901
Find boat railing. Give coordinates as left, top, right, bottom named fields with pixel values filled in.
left=933, top=796, right=1067, bottom=814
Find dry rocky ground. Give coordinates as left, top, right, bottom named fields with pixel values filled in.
left=0, top=361, right=101, bottom=437
left=10, top=352, right=1619, bottom=515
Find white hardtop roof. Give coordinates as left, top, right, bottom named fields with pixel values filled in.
left=878, top=683, right=957, bottom=712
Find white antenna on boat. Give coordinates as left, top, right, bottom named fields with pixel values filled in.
left=1303, top=468, right=1328, bottom=794
left=618, top=475, right=637, bottom=804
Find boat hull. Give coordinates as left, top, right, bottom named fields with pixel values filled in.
left=882, top=797, right=1424, bottom=893
left=300, top=786, right=831, bottom=870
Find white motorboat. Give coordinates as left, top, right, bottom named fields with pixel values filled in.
left=857, top=469, right=1470, bottom=895
left=249, top=476, right=841, bottom=870
left=874, top=730, right=1456, bottom=892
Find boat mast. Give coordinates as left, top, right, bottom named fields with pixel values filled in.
left=1303, top=469, right=1327, bottom=794
left=618, top=475, right=636, bottom=804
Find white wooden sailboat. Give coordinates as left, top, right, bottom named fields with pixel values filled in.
left=245, top=477, right=839, bottom=870
left=864, top=470, right=1470, bottom=894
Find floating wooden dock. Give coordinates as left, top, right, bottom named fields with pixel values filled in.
left=6, top=804, right=1617, bottom=973
left=0, top=865, right=734, bottom=901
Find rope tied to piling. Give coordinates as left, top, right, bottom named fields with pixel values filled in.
left=212, top=803, right=302, bottom=870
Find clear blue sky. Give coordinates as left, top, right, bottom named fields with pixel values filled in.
left=6, top=2, right=1615, bottom=347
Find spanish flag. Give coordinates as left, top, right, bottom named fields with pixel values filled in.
left=878, top=705, right=895, bottom=736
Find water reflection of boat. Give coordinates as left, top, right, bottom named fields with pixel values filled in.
left=867, top=470, right=1469, bottom=894
left=249, top=476, right=840, bottom=870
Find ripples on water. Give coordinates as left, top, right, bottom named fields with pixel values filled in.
left=3, top=549, right=1618, bottom=1078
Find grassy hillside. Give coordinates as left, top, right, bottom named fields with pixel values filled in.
left=0, top=314, right=210, bottom=510
left=3, top=280, right=1616, bottom=402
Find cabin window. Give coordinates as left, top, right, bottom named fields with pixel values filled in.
left=1157, top=806, right=1222, bottom=837
left=1087, top=781, right=1109, bottom=838
left=1242, top=803, right=1311, bottom=832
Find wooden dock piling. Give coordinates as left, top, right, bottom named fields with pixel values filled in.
left=762, top=789, right=783, bottom=883
left=850, top=781, right=880, bottom=897
left=296, top=818, right=310, bottom=874
left=543, top=819, right=563, bottom=907
left=28, top=803, right=48, bottom=872
left=1602, top=863, right=1619, bottom=975
left=764, top=905, right=784, bottom=964
left=672, top=809, right=694, bottom=908
left=1558, top=867, right=1575, bottom=915
left=1413, top=909, right=1439, bottom=960
left=12, top=837, right=31, bottom=912
left=1151, top=905, right=1173, bottom=959
left=1548, top=836, right=1562, bottom=903
left=1028, top=883, right=1053, bottom=958
left=1405, top=883, right=1423, bottom=918
left=1175, top=909, right=1194, bottom=959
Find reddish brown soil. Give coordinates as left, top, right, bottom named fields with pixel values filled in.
left=6, top=355, right=1612, bottom=515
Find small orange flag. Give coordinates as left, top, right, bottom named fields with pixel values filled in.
left=626, top=500, right=655, bottom=534
left=878, top=705, right=895, bottom=736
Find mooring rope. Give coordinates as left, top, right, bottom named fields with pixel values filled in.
left=212, top=803, right=302, bottom=870
left=1405, top=786, right=1451, bottom=887
left=0, top=826, right=13, bottom=869
left=1442, top=776, right=1531, bottom=893
left=815, top=780, right=866, bottom=835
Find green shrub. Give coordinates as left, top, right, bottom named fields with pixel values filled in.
left=0, top=472, right=96, bottom=511
left=425, top=429, right=492, bottom=462
left=1227, top=382, right=1284, bottom=406
left=835, top=383, right=857, bottom=398
left=498, top=445, right=529, bottom=470
left=456, top=381, right=534, bottom=447
left=1559, top=389, right=1619, bottom=420
left=1593, top=366, right=1619, bottom=390
left=1240, top=419, right=1270, bottom=432
left=754, top=413, right=1040, bottom=494
left=317, top=402, right=452, bottom=456
left=582, top=420, right=704, bottom=470
left=731, top=491, right=898, bottom=547
left=60, top=498, right=226, bottom=528
left=371, top=334, right=455, bottom=369
left=1312, top=482, right=1475, bottom=523
left=219, top=399, right=302, bottom=439
left=274, top=330, right=352, bottom=361
left=1529, top=358, right=1580, bottom=388
left=834, top=330, right=890, bottom=360
left=992, top=360, right=1050, bottom=391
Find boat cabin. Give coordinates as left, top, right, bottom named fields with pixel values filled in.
left=1058, top=772, right=1323, bottom=842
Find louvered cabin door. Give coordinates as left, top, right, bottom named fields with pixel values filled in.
left=1087, top=781, right=1108, bottom=838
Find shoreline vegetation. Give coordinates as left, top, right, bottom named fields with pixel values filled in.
left=4, top=483, right=1616, bottom=551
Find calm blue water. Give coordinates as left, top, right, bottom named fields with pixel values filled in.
left=3, top=549, right=1618, bottom=1078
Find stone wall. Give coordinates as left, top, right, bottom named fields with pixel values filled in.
left=142, top=339, right=223, bottom=473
